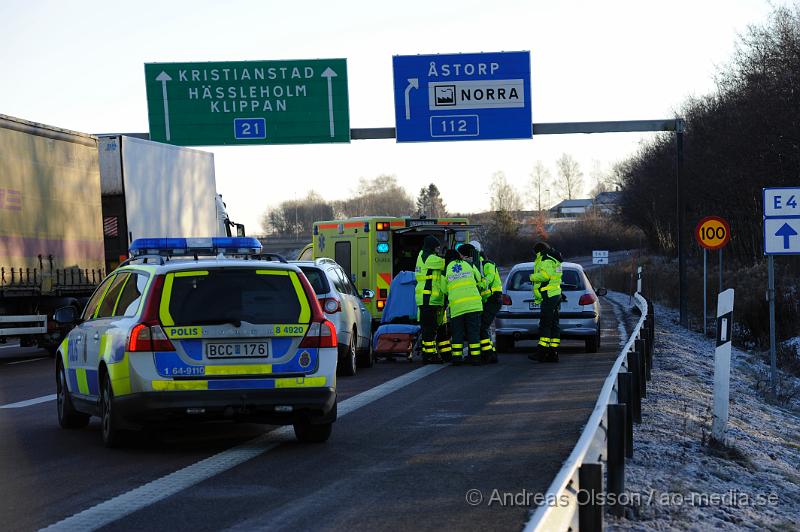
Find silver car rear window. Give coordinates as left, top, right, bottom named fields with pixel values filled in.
left=299, top=267, right=330, bottom=295
left=508, top=268, right=584, bottom=291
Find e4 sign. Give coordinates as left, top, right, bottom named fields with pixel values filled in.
left=144, top=59, right=350, bottom=146
left=763, top=187, right=800, bottom=255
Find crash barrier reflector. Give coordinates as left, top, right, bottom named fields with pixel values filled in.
left=524, top=293, right=652, bottom=532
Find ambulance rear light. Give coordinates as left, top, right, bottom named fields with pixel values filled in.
left=502, top=294, right=513, bottom=306
left=376, top=300, right=386, bottom=310
left=376, top=243, right=390, bottom=253
left=299, top=320, right=338, bottom=349
left=313, top=226, right=319, bottom=235
left=129, top=237, right=262, bottom=258
left=319, top=298, right=342, bottom=314
left=376, top=222, right=390, bottom=231
left=379, top=289, right=388, bottom=298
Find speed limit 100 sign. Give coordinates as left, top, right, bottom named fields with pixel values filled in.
left=695, top=216, right=731, bottom=250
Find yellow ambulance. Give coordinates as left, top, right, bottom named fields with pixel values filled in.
left=299, top=216, right=474, bottom=324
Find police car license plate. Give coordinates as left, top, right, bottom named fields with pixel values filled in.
left=529, top=302, right=540, bottom=310
left=205, top=342, right=269, bottom=358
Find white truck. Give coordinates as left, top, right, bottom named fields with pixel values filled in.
left=98, top=134, right=244, bottom=272
left=0, top=115, right=240, bottom=352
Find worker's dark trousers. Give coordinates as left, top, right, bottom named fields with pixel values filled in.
left=450, top=311, right=481, bottom=360
left=419, top=305, right=440, bottom=359
left=538, top=294, right=561, bottom=348
left=480, top=294, right=502, bottom=359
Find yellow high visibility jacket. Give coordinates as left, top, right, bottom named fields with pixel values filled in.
left=415, top=251, right=446, bottom=306
left=439, top=259, right=483, bottom=318
left=531, top=252, right=562, bottom=301
left=479, top=259, right=503, bottom=301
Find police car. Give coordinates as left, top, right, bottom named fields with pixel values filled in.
left=53, top=237, right=339, bottom=447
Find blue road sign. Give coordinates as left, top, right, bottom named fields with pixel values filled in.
left=763, top=187, right=800, bottom=254
left=392, top=51, right=532, bottom=142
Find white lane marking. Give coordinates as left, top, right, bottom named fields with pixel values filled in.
left=7, top=357, right=48, bottom=365
left=0, top=394, right=57, bottom=409
left=0, top=343, right=21, bottom=350
left=41, top=364, right=446, bottom=532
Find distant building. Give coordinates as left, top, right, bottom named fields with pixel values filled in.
left=550, top=199, right=594, bottom=218
left=593, top=191, right=622, bottom=215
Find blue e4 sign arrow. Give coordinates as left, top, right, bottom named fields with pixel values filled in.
left=392, top=51, right=532, bottom=143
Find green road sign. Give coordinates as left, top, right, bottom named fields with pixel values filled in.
left=144, top=59, right=350, bottom=146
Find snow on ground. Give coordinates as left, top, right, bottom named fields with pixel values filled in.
left=604, top=291, right=800, bottom=531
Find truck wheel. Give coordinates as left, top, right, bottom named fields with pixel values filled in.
left=496, top=335, right=514, bottom=353
left=293, top=419, right=333, bottom=443
left=56, top=360, right=90, bottom=429
left=100, top=372, right=125, bottom=448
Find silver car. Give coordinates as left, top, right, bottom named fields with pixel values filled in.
left=292, top=259, right=374, bottom=376
left=494, top=261, right=606, bottom=353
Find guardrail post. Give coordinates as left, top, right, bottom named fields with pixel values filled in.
left=636, top=338, right=650, bottom=385
left=607, top=403, right=626, bottom=518
left=626, top=350, right=642, bottom=423
left=617, top=372, right=634, bottom=458
left=579, top=463, right=603, bottom=531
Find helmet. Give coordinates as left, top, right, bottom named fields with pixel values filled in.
left=469, top=240, right=482, bottom=253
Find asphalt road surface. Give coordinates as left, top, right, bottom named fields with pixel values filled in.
left=0, top=298, right=626, bottom=532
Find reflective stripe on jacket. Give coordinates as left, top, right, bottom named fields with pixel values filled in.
left=531, top=252, right=563, bottom=298
left=439, top=259, right=483, bottom=318
left=415, top=251, right=445, bottom=306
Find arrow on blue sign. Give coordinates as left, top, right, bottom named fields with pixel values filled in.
left=775, top=222, right=798, bottom=249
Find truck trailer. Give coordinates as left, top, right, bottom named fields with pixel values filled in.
left=0, top=114, right=106, bottom=352
left=0, top=115, right=238, bottom=352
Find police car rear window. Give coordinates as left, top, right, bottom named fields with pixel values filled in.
left=299, top=267, right=330, bottom=295
left=508, top=268, right=584, bottom=291
left=165, top=269, right=303, bottom=325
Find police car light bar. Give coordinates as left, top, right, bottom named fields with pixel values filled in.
left=129, top=237, right=263, bottom=257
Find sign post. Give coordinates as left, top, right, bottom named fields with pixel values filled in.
left=762, top=187, right=800, bottom=396
left=712, top=288, right=734, bottom=442
left=392, top=51, right=532, bottom=143
left=695, top=216, right=731, bottom=335
left=593, top=250, right=609, bottom=288
left=144, top=59, right=350, bottom=146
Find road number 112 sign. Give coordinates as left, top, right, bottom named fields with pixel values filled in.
left=695, top=216, right=731, bottom=250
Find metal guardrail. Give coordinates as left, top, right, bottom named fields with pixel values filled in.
left=524, top=293, right=655, bottom=532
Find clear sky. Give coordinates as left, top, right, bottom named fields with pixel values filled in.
left=0, top=0, right=784, bottom=234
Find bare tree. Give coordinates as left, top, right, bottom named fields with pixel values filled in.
left=335, top=175, right=414, bottom=217
left=555, top=153, right=584, bottom=200
left=489, top=171, right=523, bottom=212
left=527, top=161, right=552, bottom=211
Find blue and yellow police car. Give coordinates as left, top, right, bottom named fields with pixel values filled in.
left=54, top=237, right=339, bottom=447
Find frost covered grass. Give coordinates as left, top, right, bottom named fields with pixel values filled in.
left=605, top=292, right=800, bottom=531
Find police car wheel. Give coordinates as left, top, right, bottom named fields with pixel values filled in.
left=293, top=419, right=333, bottom=443
left=100, top=373, right=125, bottom=448
left=338, top=332, right=357, bottom=377
left=56, top=360, right=90, bottom=429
